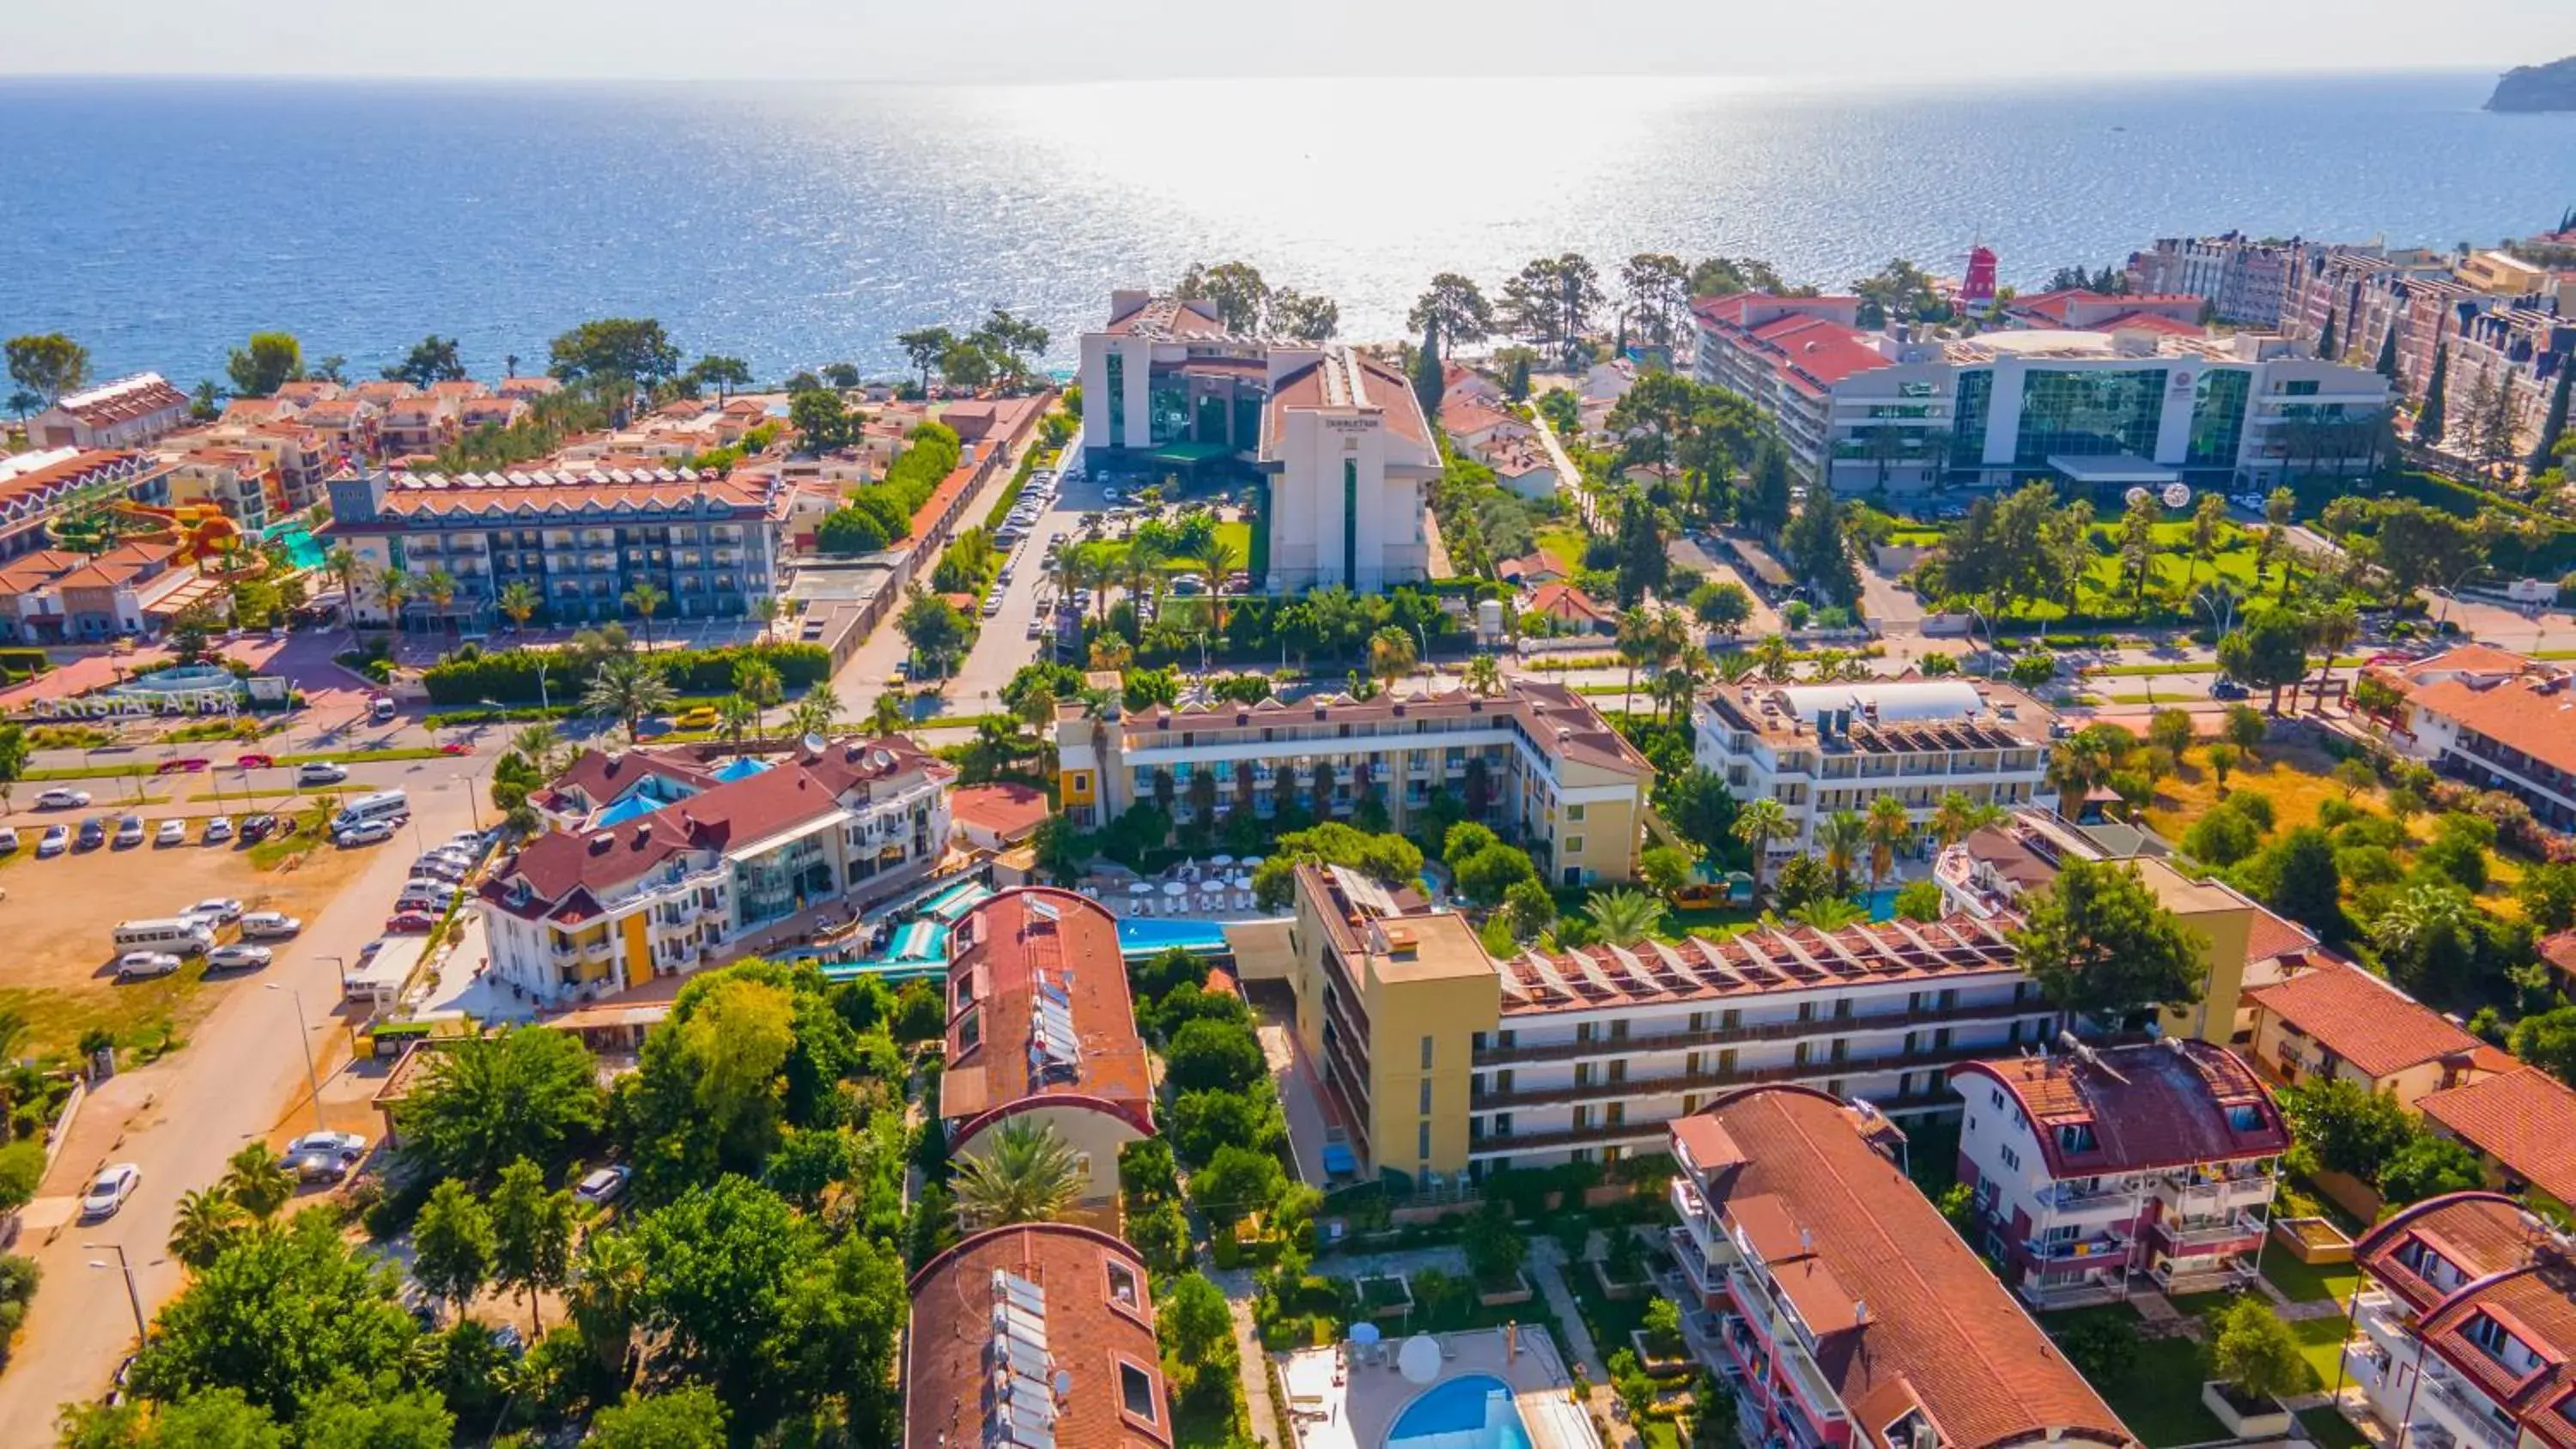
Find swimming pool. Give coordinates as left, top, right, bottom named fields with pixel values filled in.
left=111, top=664, right=246, bottom=698
left=1386, top=1374, right=1533, bottom=1449
left=1116, top=918, right=1233, bottom=958
left=265, top=520, right=325, bottom=571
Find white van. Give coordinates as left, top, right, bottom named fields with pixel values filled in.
left=331, top=790, right=410, bottom=834
left=112, top=919, right=216, bottom=956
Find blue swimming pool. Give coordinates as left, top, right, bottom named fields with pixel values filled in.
left=1387, top=1374, right=1532, bottom=1449
left=1116, top=918, right=1233, bottom=958
left=1864, top=887, right=1900, bottom=921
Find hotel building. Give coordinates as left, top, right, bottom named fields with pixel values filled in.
left=1664, top=1087, right=2137, bottom=1449
left=1056, top=680, right=1649, bottom=888
left=2364, top=645, right=2576, bottom=834
left=1949, top=1041, right=2288, bottom=1307
left=1278, top=863, right=2060, bottom=1184
left=940, top=888, right=1154, bottom=1210
left=1685, top=294, right=2393, bottom=494
left=904, top=1222, right=1174, bottom=1449
left=1076, top=291, right=1433, bottom=591
left=2344, top=1192, right=2576, bottom=1449
left=477, top=737, right=952, bottom=1006
left=2125, top=233, right=2309, bottom=327
left=28, top=374, right=192, bottom=452
left=323, top=464, right=784, bottom=629
left=1690, top=679, right=2058, bottom=858
left=0, top=448, right=173, bottom=562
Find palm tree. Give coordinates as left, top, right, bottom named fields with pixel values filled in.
left=169, top=1186, right=250, bottom=1270
left=1815, top=809, right=1868, bottom=894
left=567, top=1228, right=647, bottom=1379
left=623, top=580, right=667, bottom=650
left=1752, top=634, right=1795, bottom=682
left=715, top=694, right=758, bottom=749
left=1122, top=538, right=1167, bottom=624
left=1463, top=652, right=1504, bottom=698
left=420, top=567, right=459, bottom=636
left=1615, top=607, right=1656, bottom=708
left=1928, top=791, right=2002, bottom=851
left=2307, top=600, right=2362, bottom=714
left=1200, top=536, right=1241, bottom=630
left=582, top=653, right=675, bottom=739
left=1862, top=795, right=1914, bottom=895
left=496, top=579, right=543, bottom=635
left=751, top=595, right=781, bottom=645
left=787, top=686, right=841, bottom=742
left=951, top=1118, right=1085, bottom=1229
left=219, top=1142, right=295, bottom=1222
left=1789, top=896, right=1868, bottom=931
left=377, top=570, right=416, bottom=634
left=323, top=544, right=371, bottom=640
left=508, top=722, right=564, bottom=775
left=1368, top=627, right=1418, bottom=697
left=732, top=658, right=783, bottom=741
left=1733, top=797, right=1796, bottom=906
left=1583, top=887, right=1667, bottom=947
left=868, top=690, right=908, bottom=736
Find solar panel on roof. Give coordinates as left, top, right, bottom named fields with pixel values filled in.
left=994, top=1269, right=1045, bottom=1313
left=1026, top=896, right=1060, bottom=923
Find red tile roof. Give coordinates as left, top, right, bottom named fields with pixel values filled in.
left=485, top=761, right=848, bottom=921
left=2387, top=652, right=2576, bottom=779
left=1528, top=580, right=1613, bottom=625
left=46, top=374, right=189, bottom=427
left=1951, top=1040, right=2287, bottom=1176
left=904, top=1223, right=1172, bottom=1449
left=941, top=888, right=1153, bottom=1143
left=1266, top=349, right=1431, bottom=449
left=1680, top=1087, right=2136, bottom=1449
left=2243, top=955, right=2479, bottom=1079
left=1103, top=294, right=1230, bottom=340
left=2356, top=1195, right=2576, bottom=1449
left=2353, top=1191, right=2534, bottom=1313
left=2419, top=1068, right=2576, bottom=1207
left=951, top=782, right=1049, bottom=843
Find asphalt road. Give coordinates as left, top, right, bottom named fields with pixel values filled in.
left=0, top=754, right=490, bottom=1441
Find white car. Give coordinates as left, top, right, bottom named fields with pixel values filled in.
left=113, top=951, right=182, bottom=982
left=240, top=912, right=302, bottom=939
left=205, top=943, right=273, bottom=971
left=0, top=827, right=17, bottom=855
left=154, top=820, right=187, bottom=846
left=203, top=816, right=234, bottom=844
left=35, top=788, right=91, bottom=810
left=574, top=1165, right=631, bottom=1204
left=335, top=820, right=397, bottom=846
left=295, top=761, right=349, bottom=785
left=280, top=1131, right=368, bottom=1181
left=82, top=1164, right=141, bottom=1219
left=187, top=897, right=246, bottom=924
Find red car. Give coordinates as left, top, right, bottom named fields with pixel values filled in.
left=383, top=911, right=437, bottom=934
left=235, top=754, right=276, bottom=770
left=438, top=742, right=470, bottom=756
left=154, top=758, right=210, bottom=774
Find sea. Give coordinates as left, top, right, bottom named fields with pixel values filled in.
left=1, top=70, right=2570, bottom=385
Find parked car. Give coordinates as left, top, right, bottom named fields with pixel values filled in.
left=82, top=1164, right=142, bottom=1219
left=234, top=753, right=275, bottom=769
left=295, top=761, right=349, bottom=786
left=383, top=911, right=436, bottom=934
left=36, top=825, right=68, bottom=858
left=240, top=912, right=302, bottom=939
left=369, top=696, right=398, bottom=723
left=205, top=943, right=273, bottom=971
left=112, top=815, right=144, bottom=849
left=35, top=788, right=91, bottom=809
left=2209, top=678, right=2251, bottom=700
left=279, top=1130, right=368, bottom=1181
left=76, top=818, right=106, bottom=851
left=410, top=858, right=467, bottom=884
left=154, top=757, right=210, bottom=775
left=239, top=814, right=279, bottom=843
left=113, top=951, right=183, bottom=981
left=153, top=820, right=187, bottom=847
left=0, top=827, right=16, bottom=855
left=337, top=820, right=398, bottom=846
left=575, top=1165, right=631, bottom=1204
left=203, top=816, right=234, bottom=844
left=672, top=706, right=719, bottom=731
left=187, top=897, right=245, bottom=923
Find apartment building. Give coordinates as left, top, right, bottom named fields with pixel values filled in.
left=1936, top=811, right=2269, bottom=1047
left=322, top=464, right=784, bottom=629
left=1664, top=1087, right=2137, bottom=1449
left=2240, top=952, right=2489, bottom=1107
left=479, top=737, right=953, bottom=1006
left=1686, top=293, right=2392, bottom=493
left=378, top=393, right=464, bottom=458
left=1950, top=1041, right=2288, bottom=1307
left=1056, top=679, right=1649, bottom=887
left=2125, top=234, right=2308, bottom=326
left=0, top=448, right=173, bottom=561
left=2284, top=249, right=2573, bottom=460
left=2416, top=1068, right=2576, bottom=1214
left=2344, top=1191, right=2576, bottom=1449
left=164, top=449, right=280, bottom=531
left=903, top=1222, right=1174, bottom=1449
left=0, top=541, right=203, bottom=643
left=2366, top=645, right=2576, bottom=833
left=28, top=373, right=192, bottom=451
left=1077, top=291, right=1433, bottom=590
left=1692, top=678, right=2057, bottom=856
left=1281, top=863, right=2060, bottom=1184
left=941, top=888, right=1154, bottom=1210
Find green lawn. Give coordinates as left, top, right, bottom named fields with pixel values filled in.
left=1535, top=524, right=1589, bottom=573
left=2261, top=1251, right=2360, bottom=1307
left=2042, top=1306, right=2231, bottom=1447
left=2301, top=1408, right=2370, bottom=1449
left=1996, top=520, right=2307, bottom=624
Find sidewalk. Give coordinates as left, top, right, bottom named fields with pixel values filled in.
left=1529, top=1237, right=1631, bottom=1446
left=1212, top=1265, right=1281, bottom=1447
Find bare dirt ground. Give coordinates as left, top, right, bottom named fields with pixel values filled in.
left=0, top=829, right=376, bottom=1056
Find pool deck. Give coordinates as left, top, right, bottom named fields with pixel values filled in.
left=1279, top=1326, right=1601, bottom=1449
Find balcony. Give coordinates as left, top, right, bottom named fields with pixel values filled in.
left=1470, top=1040, right=2012, bottom=1110
left=2154, top=1210, right=2263, bottom=1250
left=2156, top=1171, right=2275, bottom=1214
left=2422, top=1377, right=2516, bottom=1449
left=2023, top=1229, right=2130, bottom=1264
left=1473, top=1000, right=2039, bottom=1066
left=1467, top=1116, right=1668, bottom=1157
left=2043, top=1178, right=2140, bottom=1214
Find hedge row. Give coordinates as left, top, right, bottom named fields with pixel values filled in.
left=420, top=641, right=831, bottom=704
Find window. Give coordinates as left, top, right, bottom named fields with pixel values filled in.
left=1105, top=354, right=1127, bottom=446
left=2011, top=367, right=2169, bottom=466
left=1120, top=1361, right=1158, bottom=1422
left=2466, top=1313, right=2512, bottom=1357
left=1564, top=835, right=1583, bottom=856
left=1420, top=1035, right=1435, bottom=1070
left=1342, top=458, right=1359, bottom=585
left=2000, top=1144, right=2021, bottom=1172
left=2226, top=1104, right=2263, bottom=1131
left=1419, top=1080, right=1433, bottom=1113
left=1567, top=803, right=1586, bottom=822
left=1418, top=1122, right=1431, bottom=1161
left=1107, top=1260, right=1141, bottom=1309
left=2057, top=1123, right=2098, bottom=1154
left=957, top=1005, right=981, bottom=1052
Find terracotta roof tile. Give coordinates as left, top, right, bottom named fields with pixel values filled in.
left=950, top=782, right=1049, bottom=842
left=904, top=1223, right=1172, bottom=1449
left=1951, top=1041, right=2287, bottom=1176
left=2420, top=1068, right=2576, bottom=1206
left=1681, top=1088, right=2135, bottom=1449
left=941, top=888, right=1152, bottom=1143
left=2359, top=1194, right=2576, bottom=1449
left=2243, top=955, right=2479, bottom=1079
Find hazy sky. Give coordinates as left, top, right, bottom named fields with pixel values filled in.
left=9, top=0, right=2573, bottom=82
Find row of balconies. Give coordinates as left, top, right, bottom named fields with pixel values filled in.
left=1471, top=999, right=2041, bottom=1066
left=1468, top=1038, right=2007, bottom=1110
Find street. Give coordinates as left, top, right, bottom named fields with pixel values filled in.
left=0, top=752, right=491, bottom=1441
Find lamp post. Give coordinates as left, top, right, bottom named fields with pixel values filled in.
left=264, top=982, right=326, bottom=1133
left=1962, top=604, right=1994, bottom=678
left=317, top=954, right=348, bottom=993
left=86, top=1243, right=149, bottom=1348
left=2436, top=563, right=2493, bottom=632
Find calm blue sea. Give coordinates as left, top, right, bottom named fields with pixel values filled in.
left=0, top=71, right=2569, bottom=385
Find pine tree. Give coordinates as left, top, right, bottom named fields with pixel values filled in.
left=1412, top=328, right=1443, bottom=424
left=2415, top=344, right=2449, bottom=446
left=2532, top=365, right=2571, bottom=472
left=2317, top=310, right=2337, bottom=362
left=2374, top=325, right=2400, bottom=381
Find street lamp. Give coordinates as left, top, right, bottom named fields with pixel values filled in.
left=1961, top=604, right=1995, bottom=678
left=264, top=982, right=327, bottom=1134
left=86, top=1243, right=149, bottom=1347
left=317, top=954, right=348, bottom=993
left=2436, top=563, right=2494, bottom=631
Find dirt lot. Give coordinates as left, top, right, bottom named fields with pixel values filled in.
left=0, top=826, right=377, bottom=1058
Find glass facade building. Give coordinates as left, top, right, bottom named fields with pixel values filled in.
left=2187, top=370, right=2252, bottom=468
left=2011, top=367, right=2168, bottom=465
left=1951, top=370, right=1994, bottom=470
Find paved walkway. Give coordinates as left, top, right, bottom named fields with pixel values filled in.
left=1212, top=1265, right=1280, bottom=1447
left=1529, top=1238, right=1632, bottom=1446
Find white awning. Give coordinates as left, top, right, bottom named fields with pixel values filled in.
left=721, top=809, right=853, bottom=863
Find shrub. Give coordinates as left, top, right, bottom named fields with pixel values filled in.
left=420, top=641, right=829, bottom=704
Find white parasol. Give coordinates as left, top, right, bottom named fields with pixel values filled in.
left=1398, top=1334, right=1443, bottom=1384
